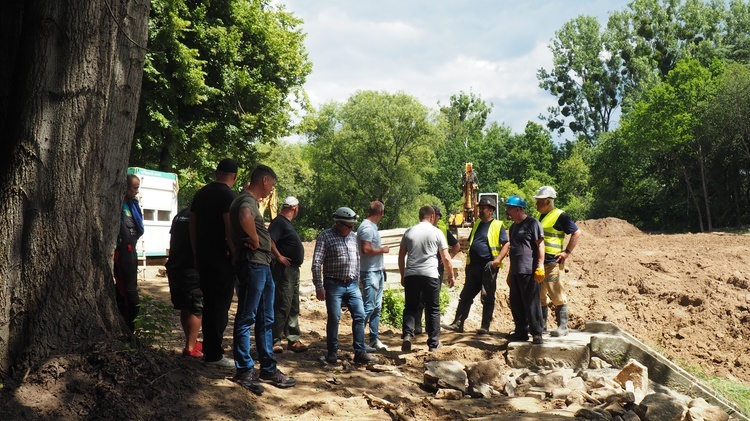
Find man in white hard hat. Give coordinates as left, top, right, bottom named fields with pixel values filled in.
left=533, top=186, right=581, bottom=337
left=269, top=196, right=308, bottom=353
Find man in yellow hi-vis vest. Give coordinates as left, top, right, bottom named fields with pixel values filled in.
left=443, top=197, right=509, bottom=334
left=533, top=186, right=581, bottom=337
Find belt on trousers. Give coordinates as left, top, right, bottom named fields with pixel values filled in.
left=325, top=276, right=356, bottom=284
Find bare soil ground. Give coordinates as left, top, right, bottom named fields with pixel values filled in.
left=2, top=218, right=750, bottom=420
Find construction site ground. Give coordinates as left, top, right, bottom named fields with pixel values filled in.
left=3, top=217, right=750, bottom=420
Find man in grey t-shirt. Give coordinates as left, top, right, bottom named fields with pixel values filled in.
left=398, top=206, right=454, bottom=353
left=229, top=165, right=296, bottom=395
left=357, top=201, right=390, bottom=351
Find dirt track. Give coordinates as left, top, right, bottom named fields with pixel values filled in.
left=3, top=218, right=750, bottom=420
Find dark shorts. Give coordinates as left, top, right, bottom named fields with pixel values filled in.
left=168, top=268, right=204, bottom=316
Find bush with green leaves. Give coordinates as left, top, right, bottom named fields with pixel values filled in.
left=132, top=295, right=174, bottom=348
left=381, top=284, right=451, bottom=329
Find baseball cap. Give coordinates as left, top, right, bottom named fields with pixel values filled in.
left=216, top=158, right=238, bottom=173
left=432, top=205, right=442, bottom=216
left=282, top=196, right=299, bottom=207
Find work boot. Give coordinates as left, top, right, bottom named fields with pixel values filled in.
left=325, top=351, right=338, bottom=364
left=541, top=306, right=549, bottom=334
left=441, top=314, right=465, bottom=333
left=550, top=304, right=569, bottom=337
left=479, top=305, right=493, bottom=336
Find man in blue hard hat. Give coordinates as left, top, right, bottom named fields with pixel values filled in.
left=504, top=195, right=546, bottom=344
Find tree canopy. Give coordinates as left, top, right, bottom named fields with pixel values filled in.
left=131, top=0, right=312, bottom=184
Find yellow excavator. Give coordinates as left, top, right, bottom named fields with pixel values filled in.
left=449, top=163, right=479, bottom=228
left=449, top=162, right=499, bottom=228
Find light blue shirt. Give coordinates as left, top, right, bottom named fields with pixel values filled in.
left=357, top=219, right=384, bottom=272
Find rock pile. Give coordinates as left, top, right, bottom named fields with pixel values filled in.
left=424, top=358, right=734, bottom=420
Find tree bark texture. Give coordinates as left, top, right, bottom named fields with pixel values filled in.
left=0, top=0, right=149, bottom=373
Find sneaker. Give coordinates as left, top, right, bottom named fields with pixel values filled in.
left=182, top=347, right=204, bottom=358
left=532, top=334, right=544, bottom=345
left=204, top=357, right=234, bottom=368
left=194, top=341, right=203, bottom=352
left=401, top=335, right=413, bottom=353
left=476, top=327, right=490, bottom=335
left=259, top=369, right=297, bottom=388
left=233, top=370, right=264, bottom=395
left=370, top=339, right=388, bottom=351
left=428, top=341, right=442, bottom=353
left=353, top=352, right=379, bottom=364
left=273, top=344, right=284, bottom=353
left=325, top=351, right=338, bottom=364
left=507, top=331, right=529, bottom=342
left=288, top=341, right=308, bottom=353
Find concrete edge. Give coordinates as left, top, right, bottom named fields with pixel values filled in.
left=584, top=320, right=749, bottom=420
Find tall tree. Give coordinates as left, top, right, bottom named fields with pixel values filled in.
left=303, top=91, right=442, bottom=229
left=701, top=62, right=750, bottom=227
left=620, top=58, right=719, bottom=231
left=538, top=15, right=627, bottom=145
left=425, top=91, right=491, bottom=212
left=0, top=1, right=149, bottom=371
left=132, top=0, right=312, bottom=180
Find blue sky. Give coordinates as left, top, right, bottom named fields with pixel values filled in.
left=278, top=1, right=630, bottom=139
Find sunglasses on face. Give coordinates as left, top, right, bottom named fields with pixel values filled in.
left=338, top=222, right=354, bottom=229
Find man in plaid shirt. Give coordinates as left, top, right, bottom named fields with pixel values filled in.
left=312, top=207, right=379, bottom=365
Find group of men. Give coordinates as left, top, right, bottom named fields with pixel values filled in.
left=441, top=187, right=580, bottom=345
left=115, top=161, right=579, bottom=395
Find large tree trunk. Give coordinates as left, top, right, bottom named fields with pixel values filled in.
left=0, top=0, right=149, bottom=374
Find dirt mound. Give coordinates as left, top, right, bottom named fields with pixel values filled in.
left=576, top=217, right=643, bottom=237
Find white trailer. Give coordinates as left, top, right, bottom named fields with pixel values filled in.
left=127, top=167, right=179, bottom=257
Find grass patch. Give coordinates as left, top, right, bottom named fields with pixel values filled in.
left=681, top=362, right=750, bottom=417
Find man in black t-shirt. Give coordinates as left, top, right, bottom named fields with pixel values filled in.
left=504, top=195, right=546, bottom=345
left=269, top=196, right=308, bottom=353
left=189, top=158, right=238, bottom=367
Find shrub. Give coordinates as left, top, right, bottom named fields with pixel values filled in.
left=133, top=295, right=174, bottom=348
left=381, top=285, right=452, bottom=329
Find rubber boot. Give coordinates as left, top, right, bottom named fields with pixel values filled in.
left=478, top=304, right=493, bottom=334
left=550, top=304, right=569, bottom=337
left=541, top=306, right=548, bottom=334
left=442, top=313, right=465, bottom=333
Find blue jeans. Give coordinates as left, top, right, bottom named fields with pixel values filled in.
left=233, top=262, right=276, bottom=375
left=360, top=270, right=385, bottom=344
left=324, top=278, right=366, bottom=353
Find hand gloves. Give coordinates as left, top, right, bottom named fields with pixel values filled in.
left=534, top=267, right=546, bottom=283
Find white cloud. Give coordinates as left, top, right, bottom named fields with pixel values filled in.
left=278, top=0, right=629, bottom=136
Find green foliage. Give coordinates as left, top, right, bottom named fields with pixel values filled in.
left=302, top=91, right=442, bottom=230
left=381, top=288, right=405, bottom=329
left=395, top=193, right=443, bottom=228
left=132, top=0, right=312, bottom=185
left=381, top=286, right=451, bottom=330
left=682, top=363, right=750, bottom=417
left=133, top=295, right=174, bottom=348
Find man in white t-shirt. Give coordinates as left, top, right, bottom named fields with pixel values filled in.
left=398, top=206, right=454, bottom=353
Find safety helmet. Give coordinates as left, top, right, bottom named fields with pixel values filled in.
left=504, top=195, right=527, bottom=208
left=332, top=206, right=358, bottom=222
left=478, top=197, right=497, bottom=209
left=534, top=186, right=557, bottom=199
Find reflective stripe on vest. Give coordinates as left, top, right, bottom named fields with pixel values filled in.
left=466, top=219, right=504, bottom=265
left=540, top=208, right=565, bottom=255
